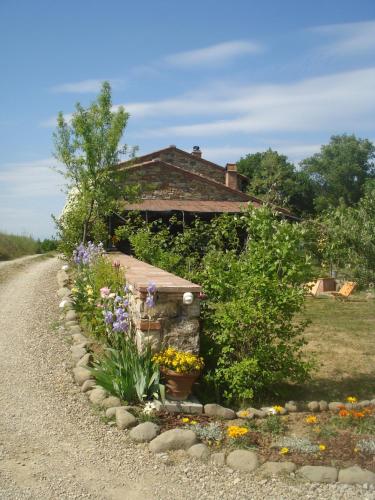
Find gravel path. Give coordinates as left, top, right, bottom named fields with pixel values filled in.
left=0, top=257, right=373, bottom=499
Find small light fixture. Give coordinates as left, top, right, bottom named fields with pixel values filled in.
left=182, top=292, right=194, bottom=305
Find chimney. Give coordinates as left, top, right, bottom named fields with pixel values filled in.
left=225, top=163, right=238, bottom=190
left=191, top=145, right=202, bottom=158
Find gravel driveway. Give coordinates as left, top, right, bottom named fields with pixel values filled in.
left=0, top=256, right=372, bottom=499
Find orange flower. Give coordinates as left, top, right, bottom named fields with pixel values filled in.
left=339, top=409, right=349, bottom=417
left=353, top=411, right=365, bottom=419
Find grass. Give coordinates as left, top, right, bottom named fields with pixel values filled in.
left=0, top=231, right=40, bottom=260
left=281, top=293, right=375, bottom=402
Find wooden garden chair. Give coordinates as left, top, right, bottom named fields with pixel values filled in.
left=331, top=281, right=357, bottom=301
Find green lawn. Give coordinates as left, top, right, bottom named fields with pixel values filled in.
left=288, top=293, right=375, bottom=402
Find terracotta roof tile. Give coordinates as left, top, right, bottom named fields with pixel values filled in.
left=122, top=200, right=257, bottom=213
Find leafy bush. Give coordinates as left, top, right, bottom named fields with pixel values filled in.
left=308, top=181, right=375, bottom=288
left=90, top=335, right=162, bottom=403
left=117, top=206, right=314, bottom=405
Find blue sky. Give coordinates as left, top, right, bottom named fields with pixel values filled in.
left=0, top=0, right=374, bottom=238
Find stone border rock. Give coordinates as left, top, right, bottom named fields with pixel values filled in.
left=57, top=266, right=375, bottom=489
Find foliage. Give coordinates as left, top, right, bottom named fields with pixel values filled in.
left=118, top=206, right=314, bottom=404
left=189, top=421, right=224, bottom=445
left=329, top=405, right=375, bottom=434
left=308, top=181, right=375, bottom=286
left=70, top=248, right=127, bottom=343
left=90, top=335, right=162, bottom=403
left=275, top=436, right=321, bottom=454
left=53, top=81, right=139, bottom=257
left=356, top=439, right=375, bottom=455
left=0, top=231, right=57, bottom=260
left=197, top=208, right=313, bottom=404
left=300, top=134, right=375, bottom=212
left=260, top=415, right=288, bottom=435
left=152, top=347, right=204, bottom=374
left=237, top=148, right=315, bottom=214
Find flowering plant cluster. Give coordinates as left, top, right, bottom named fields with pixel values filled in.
left=305, top=415, right=318, bottom=425
left=145, top=282, right=156, bottom=308
left=152, top=347, right=204, bottom=374
left=227, top=425, right=249, bottom=439
left=73, top=242, right=104, bottom=265
left=99, top=285, right=131, bottom=336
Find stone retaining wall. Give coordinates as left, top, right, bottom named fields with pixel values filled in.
left=108, top=252, right=202, bottom=353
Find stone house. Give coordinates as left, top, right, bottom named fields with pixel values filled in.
left=110, top=145, right=294, bottom=246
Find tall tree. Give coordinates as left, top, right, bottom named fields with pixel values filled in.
left=300, top=134, right=375, bottom=212
left=53, top=82, right=136, bottom=253
left=237, top=148, right=314, bottom=215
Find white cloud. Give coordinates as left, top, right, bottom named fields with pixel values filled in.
left=138, top=67, right=375, bottom=137
left=0, top=157, right=66, bottom=238
left=203, top=143, right=321, bottom=164
left=164, top=40, right=263, bottom=67
left=311, top=20, right=375, bottom=56
left=51, top=78, right=123, bottom=94
left=0, top=158, right=64, bottom=197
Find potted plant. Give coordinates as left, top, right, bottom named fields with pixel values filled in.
left=152, top=348, right=204, bottom=401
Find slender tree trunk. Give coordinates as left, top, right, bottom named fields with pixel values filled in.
left=82, top=199, right=95, bottom=243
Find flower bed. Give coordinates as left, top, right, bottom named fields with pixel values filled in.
left=133, top=403, right=375, bottom=472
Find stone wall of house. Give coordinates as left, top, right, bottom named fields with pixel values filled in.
left=108, top=253, right=201, bottom=354
left=124, top=161, right=248, bottom=202
left=158, top=149, right=225, bottom=184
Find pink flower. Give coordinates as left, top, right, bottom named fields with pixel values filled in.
left=100, top=287, right=110, bottom=298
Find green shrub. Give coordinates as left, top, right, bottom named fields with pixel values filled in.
left=118, top=206, right=314, bottom=405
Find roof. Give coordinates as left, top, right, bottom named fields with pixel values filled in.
left=117, top=145, right=249, bottom=181
left=119, top=159, right=252, bottom=202
left=122, top=200, right=259, bottom=213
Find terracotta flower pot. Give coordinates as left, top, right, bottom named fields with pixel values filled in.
left=161, top=368, right=199, bottom=401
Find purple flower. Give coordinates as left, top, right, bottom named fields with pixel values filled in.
left=147, top=282, right=156, bottom=294
left=145, top=295, right=155, bottom=308
left=123, top=284, right=129, bottom=293
left=103, top=310, right=113, bottom=324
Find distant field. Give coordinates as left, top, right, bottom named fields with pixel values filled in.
left=0, top=232, right=40, bottom=261
left=287, top=293, right=375, bottom=402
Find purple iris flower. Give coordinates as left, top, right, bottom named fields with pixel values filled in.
left=145, top=295, right=155, bottom=308
left=147, top=282, right=156, bottom=294
left=103, top=310, right=113, bottom=324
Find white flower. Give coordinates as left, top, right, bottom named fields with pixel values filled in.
left=59, top=299, right=68, bottom=308
left=143, top=401, right=157, bottom=415
left=61, top=264, right=69, bottom=271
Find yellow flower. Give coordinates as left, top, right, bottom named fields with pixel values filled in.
left=319, top=444, right=326, bottom=451
left=190, top=420, right=198, bottom=425
left=181, top=417, right=190, bottom=423
left=273, top=405, right=283, bottom=414
left=279, top=447, right=289, bottom=455
left=354, top=447, right=359, bottom=453
left=71, top=287, right=78, bottom=294
left=346, top=396, right=357, bottom=404
left=238, top=410, right=250, bottom=418
left=227, top=426, right=249, bottom=439
left=305, top=415, right=318, bottom=425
